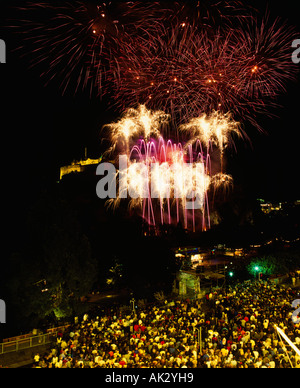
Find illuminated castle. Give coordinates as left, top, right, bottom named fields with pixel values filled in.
left=60, top=149, right=102, bottom=180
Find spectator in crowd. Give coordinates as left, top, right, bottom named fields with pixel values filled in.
left=33, top=281, right=300, bottom=368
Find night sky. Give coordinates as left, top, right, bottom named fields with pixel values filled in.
left=1, top=0, right=300, bottom=250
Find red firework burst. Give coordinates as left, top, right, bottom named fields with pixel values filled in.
left=10, top=1, right=109, bottom=95
left=112, top=8, right=298, bottom=129
left=9, top=1, right=299, bottom=130
left=10, top=1, right=171, bottom=96
left=230, top=13, right=298, bottom=100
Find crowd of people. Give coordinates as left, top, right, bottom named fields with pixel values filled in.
left=33, top=281, right=300, bottom=368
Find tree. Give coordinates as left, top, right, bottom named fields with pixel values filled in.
left=8, top=194, right=97, bottom=329
left=247, top=255, right=289, bottom=278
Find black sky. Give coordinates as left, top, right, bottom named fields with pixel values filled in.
left=1, top=0, right=300, bottom=237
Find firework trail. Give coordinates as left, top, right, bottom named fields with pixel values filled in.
left=232, top=14, right=297, bottom=99
left=12, top=1, right=110, bottom=95
left=113, top=22, right=239, bottom=121
left=9, top=0, right=298, bottom=133
left=114, top=12, right=298, bottom=128
left=7, top=1, right=299, bottom=234
left=11, top=1, right=170, bottom=96
left=104, top=104, right=170, bottom=154
left=179, top=111, right=242, bottom=173
left=11, top=1, right=298, bottom=128
left=108, top=136, right=211, bottom=232
left=104, top=105, right=242, bottom=231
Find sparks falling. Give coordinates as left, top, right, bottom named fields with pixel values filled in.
left=104, top=105, right=239, bottom=232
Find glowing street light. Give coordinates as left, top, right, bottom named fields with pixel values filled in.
left=254, top=266, right=261, bottom=280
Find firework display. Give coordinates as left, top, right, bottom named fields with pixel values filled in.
left=13, top=1, right=298, bottom=126
left=179, top=111, right=242, bottom=173
left=103, top=104, right=242, bottom=231
left=12, top=1, right=169, bottom=95
left=107, top=139, right=211, bottom=232
left=11, top=1, right=299, bottom=231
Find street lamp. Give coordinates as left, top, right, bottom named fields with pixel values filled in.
left=254, top=266, right=260, bottom=280
left=130, top=298, right=136, bottom=314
